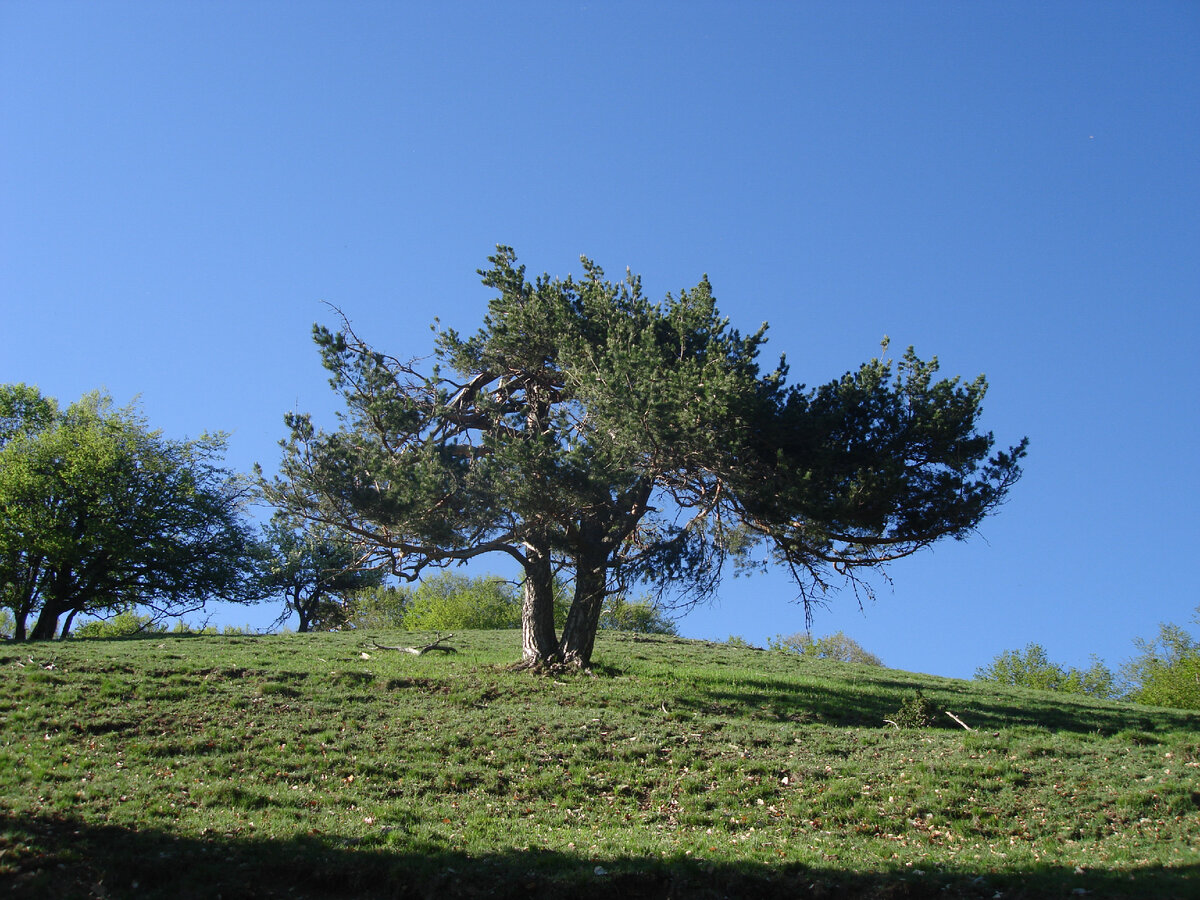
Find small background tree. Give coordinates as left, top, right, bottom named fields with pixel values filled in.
left=344, top=572, right=673, bottom=635
left=344, top=585, right=412, bottom=630
left=397, top=572, right=522, bottom=631
left=260, top=515, right=385, bottom=632
left=72, top=612, right=167, bottom=639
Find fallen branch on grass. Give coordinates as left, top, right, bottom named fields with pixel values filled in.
left=367, top=634, right=458, bottom=655
left=944, top=710, right=973, bottom=731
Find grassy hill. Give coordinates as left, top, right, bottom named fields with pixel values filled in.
left=1, top=630, right=1197, bottom=898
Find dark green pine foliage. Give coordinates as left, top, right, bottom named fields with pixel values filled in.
left=732, top=343, right=1027, bottom=614
left=267, top=248, right=1025, bottom=667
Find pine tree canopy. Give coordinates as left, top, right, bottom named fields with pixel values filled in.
left=265, top=247, right=1026, bottom=667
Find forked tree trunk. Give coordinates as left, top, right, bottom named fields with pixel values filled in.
left=30, top=570, right=74, bottom=641
left=29, top=598, right=65, bottom=641
left=59, top=608, right=79, bottom=639
left=557, top=547, right=609, bottom=669
left=296, top=595, right=312, bottom=633
left=520, top=539, right=559, bottom=664
left=9, top=580, right=37, bottom=641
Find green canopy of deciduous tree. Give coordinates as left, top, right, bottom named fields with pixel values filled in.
left=265, top=248, right=1025, bottom=668
left=0, top=384, right=262, bottom=640
left=1121, top=605, right=1200, bottom=710
left=974, top=643, right=1117, bottom=698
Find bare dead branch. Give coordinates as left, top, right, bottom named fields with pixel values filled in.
left=944, top=710, right=974, bottom=731
left=367, top=633, right=457, bottom=655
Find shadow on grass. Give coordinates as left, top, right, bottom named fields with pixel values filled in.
left=676, top=671, right=1200, bottom=735
left=2, top=811, right=1195, bottom=900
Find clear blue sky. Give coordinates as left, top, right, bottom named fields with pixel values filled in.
left=3, top=1, right=1197, bottom=679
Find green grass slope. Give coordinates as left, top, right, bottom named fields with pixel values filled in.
left=2, top=630, right=1197, bottom=898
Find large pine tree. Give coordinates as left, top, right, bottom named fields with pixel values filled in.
left=266, top=248, right=1025, bottom=668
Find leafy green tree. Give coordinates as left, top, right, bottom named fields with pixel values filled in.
left=0, top=385, right=263, bottom=640
left=1122, top=606, right=1200, bottom=709
left=168, top=620, right=254, bottom=636
left=769, top=630, right=883, bottom=666
left=0, top=383, right=58, bottom=444
left=0, top=385, right=59, bottom=640
left=265, top=248, right=1024, bottom=668
left=1065, top=660, right=1118, bottom=698
left=260, top=515, right=386, bottom=632
left=974, top=643, right=1117, bottom=698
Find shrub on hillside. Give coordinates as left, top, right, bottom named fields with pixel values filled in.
left=769, top=630, right=883, bottom=666
left=892, top=691, right=938, bottom=728
left=1133, top=654, right=1200, bottom=709
left=348, top=573, right=672, bottom=635
left=170, top=621, right=255, bottom=636
left=1122, top=609, right=1200, bottom=710
left=598, top=597, right=677, bottom=635
left=401, top=573, right=521, bottom=631
left=71, top=615, right=256, bottom=638
left=72, top=612, right=167, bottom=639
left=344, top=584, right=413, bottom=629
left=974, top=643, right=1117, bottom=698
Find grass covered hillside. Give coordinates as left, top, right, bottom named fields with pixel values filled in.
left=2, top=630, right=1197, bottom=899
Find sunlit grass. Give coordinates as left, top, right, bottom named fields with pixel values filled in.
left=1, top=630, right=1197, bottom=897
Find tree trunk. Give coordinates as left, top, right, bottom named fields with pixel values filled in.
left=29, top=598, right=65, bottom=641
left=30, top=568, right=74, bottom=641
left=289, top=585, right=312, bottom=632
left=59, top=608, right=79, bottom=639
left=9, top=560, right=41, bottom=641
left=558, top=546, right=609, bottom=669
left=520, top=537, right=559, bottom=664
